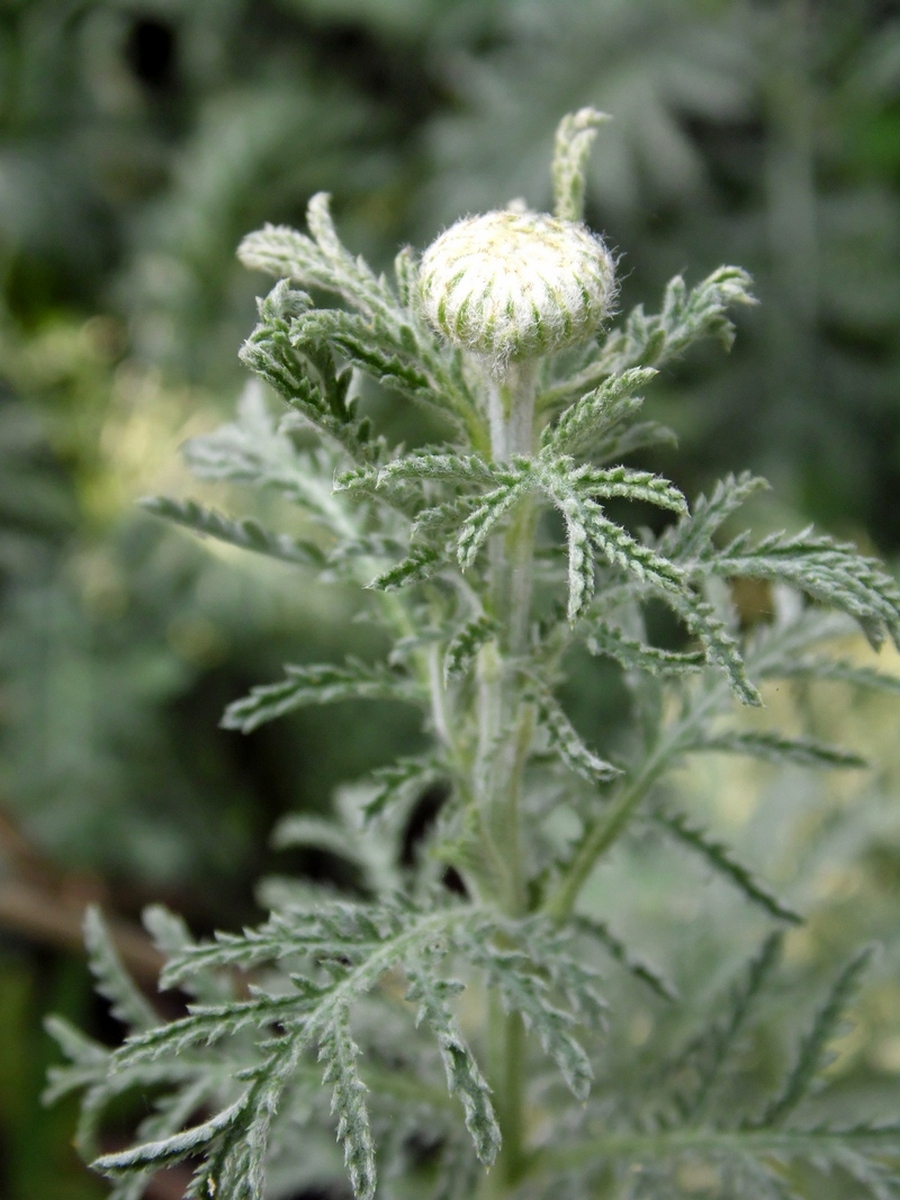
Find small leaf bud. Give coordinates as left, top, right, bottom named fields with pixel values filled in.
left=419, top=209, right=615, bottom=368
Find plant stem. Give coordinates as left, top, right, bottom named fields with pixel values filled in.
left=542, top=681, right=729, bottom=922
left=540, top=767, right=657, bottom=922
left=477, top=358, right=540, bottom=1196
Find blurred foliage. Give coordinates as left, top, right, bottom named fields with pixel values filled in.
left=0, top=0, right=898, bottom=1195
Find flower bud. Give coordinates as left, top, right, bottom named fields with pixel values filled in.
left=419, top=209, right=615, bottom=367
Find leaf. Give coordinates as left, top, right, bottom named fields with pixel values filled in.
left=239, top=195, right=395, bottom=326
left=541, top=367, right=657, bottom=456
left=238, top=282, right=372, bottom=460
left=238, top=222, right=330, bottom=286
left=571, top=462, right=687, bottom=516
left=457, top=478, right=530, bottom=570
left=292, top=308, right=436, bottom=410
left=586, top=620, right=705, bottom=677
left=444, top=615, right=496, bottom=683
left=404, top=962, right=500, bottom=1165
left=511, top=919, right=608, bottom=1028
left=669, top=933, right=783, bottom=1122
left=535, top=458, right=690, bottom=622
left=571, top=916, right=678, bottom=1002
left=769, top=656, right=900, bottom=694
left=375, top=451, right=497, bottom=490
left=654, top=808, right=802, bottom=924
left=538, top=465, right=597, bottom=621
left=83, top=907, right=159, bottom=1033
left=362, top=754, right=445, bottom=822
left=469, top=942, right=593, bottom=1100
left=43, top=1018, right=110, bottom=1105
left=320, top=1011, right=377, bottom=1200
left=690, top=731, right=867, bottom=770
left=393, top=246, right=418, bottom=308
left=98, top=902, right=483, bottom=1200
left=183, top=376, right=348, bottom=510
left=93, top=1094, right=249, bottom=1175
left=305, top=192, right=397, bottom=323
left=666, top=590, right=762, bottom=707
left=662, top=472, right=770, bottom=561
left=534, top=688, right=621, bottom=784
left=221, top=659, right=425, bottom=733
left=366, top=544, right=445, bottom=591
left=703, top=527, right=900, bottom=650
left=540, top=267, right=757, bottom=411
left=758, top=945, right=876, bottom=1128
left=140, top=496, right=325, bottom=568
left=552, top=107, right=610, bottom=222
left=272, top=815, right=362, bottom=862
left=536, top=1122, right=900, bottom=1183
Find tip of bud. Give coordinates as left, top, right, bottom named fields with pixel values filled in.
left=418, top=209, right=616, bottom=367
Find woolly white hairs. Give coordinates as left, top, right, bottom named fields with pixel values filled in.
left=418, top=209, right=615, bottom=368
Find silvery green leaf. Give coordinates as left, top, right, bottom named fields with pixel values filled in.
left=221, top=659, right=425, bottom=733
left=758, top=945, right=876, bottom=1128
left=93, top=1094, right=249, bottom=1175
left=534, top=688, right=621, bottom=784
left=376, top=451, right=497, bottom=490
left=367, top=544, right=445, bottom=591
left=552, top=107, right=611, bottom=223
left=654, top=808, right=801, bottom=924
left=665, top=933, right=782, bottom=1122
left=457, top=478, right=530, bottom=570
left=586, top=620, right=705, bottom=677
left=83, top=907, right=159, bottom=1033
left=444, top=615, right=496, bottom=683
left=361, top=754, right=445, bottom=822
left=541, top=367, right=657, bottom=455
left=404, top=962, right=500, bottom=1165
left=690, top=731, right=867, bottom=770
left=702, top=527, right=900, bottom=649
left=541, top=266, right=756, bottom=410
left=662, top=472, right=770, bottom=561
left=571, top=916, right=678, bottom=1002
left=571, top=462, right=687, bottom=515
left=320, top=1012, right=377, bottom=1200
left=665, top=590, right=761, bottom=706
left=465, top=939, right=593, bottom=1100
left=140, top=496, right=325, bottom=568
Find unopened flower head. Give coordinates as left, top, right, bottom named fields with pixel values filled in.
left=419, top=209, right=615, bottom=367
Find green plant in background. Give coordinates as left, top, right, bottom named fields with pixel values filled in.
left=47, top=110, right=900, bottom=1200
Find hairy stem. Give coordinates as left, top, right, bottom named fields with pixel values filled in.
left=474, top=360, right=541, bottom=1195
left=541, top=682, right=728, bottom=922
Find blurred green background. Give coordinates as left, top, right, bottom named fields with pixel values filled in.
left=0, top=1, right=899, bottom=1196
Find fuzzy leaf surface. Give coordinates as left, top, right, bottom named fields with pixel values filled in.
left=221, top=659, right=425, bottom=733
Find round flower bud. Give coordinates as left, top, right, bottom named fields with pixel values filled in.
left=418, top=209, right=615, bottom=367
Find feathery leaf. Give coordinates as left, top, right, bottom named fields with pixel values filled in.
left=320, top=1012, right=377, bottom=1200
left=83, top=907, right=159, bottom=1033
left=586, top=620, right=705, bottom=677
left=690, top=731, right=868, bottom=770
left=572, top=916, right=678, bottom=1002
left=534, top=688, right=621, bottom=784
left=654, top=808, right=801, bottom=924
left=552, top=107, right=611, bottom=223
left=140, top=496, right=325, bottom=568
left=444, top=615, right=496, bottom=683
left=758, top=945, right=876, bottom=1128
left=542, top=367, right=657, bottom=456
left=404, top=962, right=500, bottom=1165
left=221, top=659, right=425, bottom=733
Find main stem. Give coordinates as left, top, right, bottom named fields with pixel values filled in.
left=478, top=360, right=538, bottom=1193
